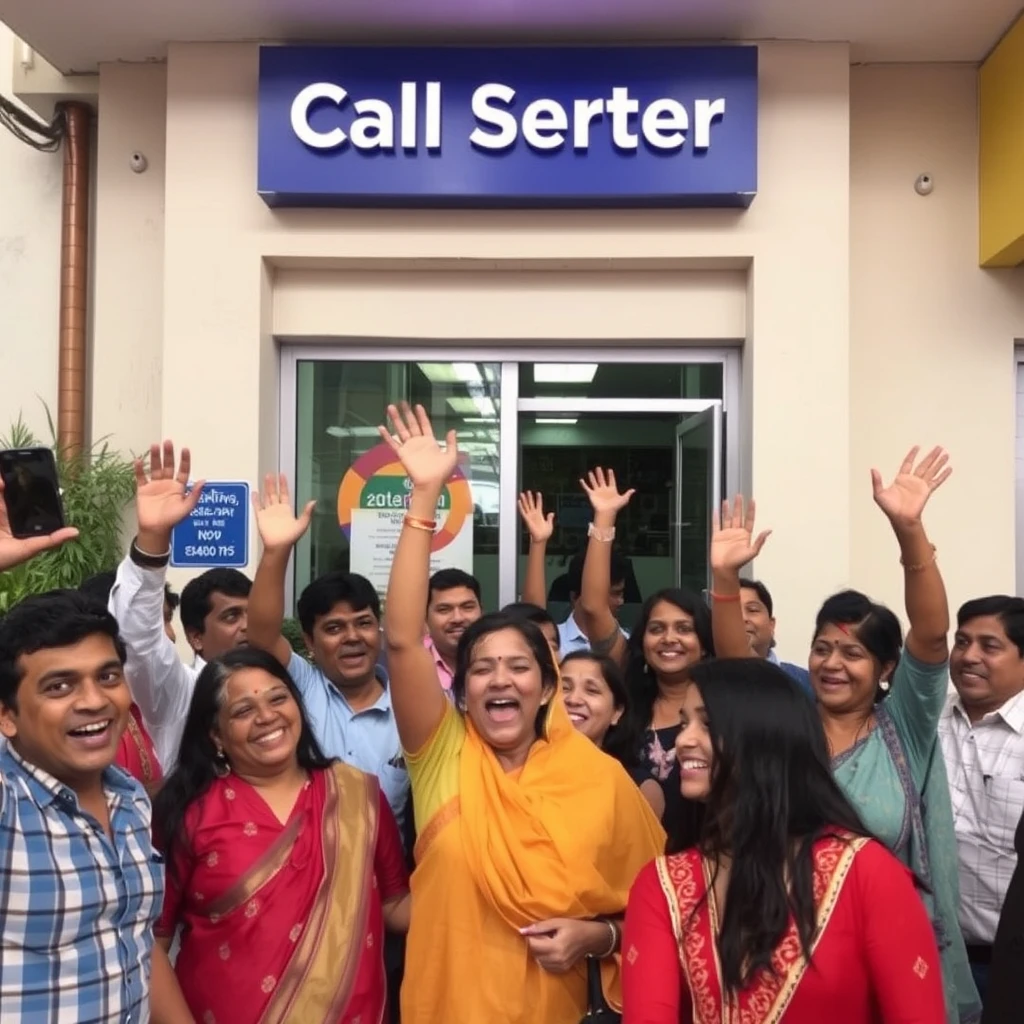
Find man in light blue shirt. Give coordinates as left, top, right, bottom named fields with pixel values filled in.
left=245, top=480, right=409, bottom=835
left=557, top=550, right=631, bottom=659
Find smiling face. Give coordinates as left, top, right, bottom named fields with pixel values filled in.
left=809, top=623, right=891, bottom=716
left=950, top=615, right=1024, bottom=720
left=0, top=633, right=131, bottom=789
left=463, top=627, right=555, bottom=766
left=561, top=656, right=622, bottom=746
left=189, top=591, right=249, bottom=660
left=642, top=600, right=705, bottom=680
left=426, top=586, right=482, bottom=663
left=305, top=602, right=382, bottom=692
left=675, top=682, right=714, bottom=801
left=213, top=666, right=302, bottom=778
left=740, top=587, right=775, bottom=659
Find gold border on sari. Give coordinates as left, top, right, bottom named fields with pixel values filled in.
left=201, top=812, right=306, bottom=920
left=261, top=763, right=378, bottom=1024
left=662, top=836, right=868, bottom=1024
left=413, top=794, right=460, bottom=864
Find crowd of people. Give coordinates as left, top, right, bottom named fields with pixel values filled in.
left=0, top=402, right=1022, bottom=1023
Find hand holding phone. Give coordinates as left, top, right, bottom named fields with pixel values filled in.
left=0, top=449, right=79, bottom=573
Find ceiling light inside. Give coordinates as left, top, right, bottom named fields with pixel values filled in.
left=419, top=362, right=484, bottom=384
left=532, top=363, right=598, bottom=384
left=535, top=417, right=579, bottom=425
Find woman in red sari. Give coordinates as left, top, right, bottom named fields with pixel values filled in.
left=622, top=658, right=945, bottom=1024
left=154, top=647, right=410, bottom=1024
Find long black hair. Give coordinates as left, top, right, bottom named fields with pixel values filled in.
left=452, top=611, right=559, bottom=736
left=668, top=657, right=872, bottom=992
left=615, top=588, right=714, bottom=762
left=153, top=647, right=332, bottom=880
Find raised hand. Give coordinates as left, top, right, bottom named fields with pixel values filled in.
left=710, top=495, right=772, bottom=576
left=0, top=475, right=78, bottom=573
left=378, top=402, right=458, bottom=491
left=518, top=491, right=554, bottom=544
left=871, top=446, right=951, bottom=528
left=579, top=468, right=635, bottom=517
left=134, top=441, right=204, bottom=543
left=252, top=473, right=315, bottom=553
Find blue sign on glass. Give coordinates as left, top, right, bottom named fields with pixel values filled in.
left=171, top=482, right=250, bottom=570
left=257, top=46, right=757, bottom=208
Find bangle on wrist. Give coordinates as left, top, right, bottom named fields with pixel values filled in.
left=130, top=537, right=170, bottom=568
left=900, top=544, right=937, bottom=572
left=589, top=918, right=618, bottom=959
left=403, top=515, right=436, bottom=533
left=587, top=522, right=616, bottom=543
left=710, top=590, right=741, bottom=603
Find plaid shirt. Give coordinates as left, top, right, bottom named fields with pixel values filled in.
left=0, top=744, right=163, bottom=1022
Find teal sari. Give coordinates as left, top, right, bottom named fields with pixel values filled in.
left=832, top=651, right=981, bottom=1024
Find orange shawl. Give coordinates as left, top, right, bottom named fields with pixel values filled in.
left=404, top=692, right=666, bottom=1023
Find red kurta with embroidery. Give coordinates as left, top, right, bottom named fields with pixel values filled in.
left=621, top=835, right=946, bottom=1024
left=157, top=767, right=408, bottom=1024
left=114, top=704, right=162, bottom=793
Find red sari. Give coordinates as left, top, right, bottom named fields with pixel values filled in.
left=115, top=704, right=162, bottom=795
left=621, top=835, right=946, bottom=1023
left=157, top=762, right=409, bottom=1024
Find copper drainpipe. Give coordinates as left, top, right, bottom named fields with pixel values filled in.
left=57, top=103, right=91, bottom=457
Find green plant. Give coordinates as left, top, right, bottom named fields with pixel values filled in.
left=281, top=616, right=311, bottom=660
left=0, top=409, right=138, bottom=613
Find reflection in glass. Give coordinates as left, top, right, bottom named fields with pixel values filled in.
left=293, top=361, right=501, bottom=609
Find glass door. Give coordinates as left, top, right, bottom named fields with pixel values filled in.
left=514, top=397, right=722, bottom=628
left=674, top=404, right=723, bottom=595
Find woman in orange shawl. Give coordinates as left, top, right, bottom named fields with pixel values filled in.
left=379, top=403, right=666, bottom=1024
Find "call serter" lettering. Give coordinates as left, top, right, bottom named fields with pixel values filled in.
left=290, top=81, right=726, bottom=154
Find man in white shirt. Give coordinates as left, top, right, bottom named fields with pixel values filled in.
left=939, top=594, right=1024, bottom=1001
left=108, top=442, right=251, bottom=772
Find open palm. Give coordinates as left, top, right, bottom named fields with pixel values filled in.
left=379, top=403, right=458, bottom=490
left=134, top=441, right=204, bottom=533
left=518, top=491, right=554, bottom=543
left=253, top=473, right=315, bottom=552
left=872, top=446, right=951, bottom=527
left=580, top=468, right=634, bottom=515
left=710, top=496, right=771, bottom=574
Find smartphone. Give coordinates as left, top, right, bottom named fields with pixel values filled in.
left=0, top=447, right=65, bottom=539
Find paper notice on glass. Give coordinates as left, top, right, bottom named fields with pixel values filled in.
left=349, top=507, right=474, bottom=595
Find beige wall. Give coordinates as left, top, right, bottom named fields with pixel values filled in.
left=82, top=43, right=1024, bottom=654
left=143, top=40, right=851, bottom=633
left=850, top=64, right=1024, bottom=638
left=0, top=22, right=61, bottom=443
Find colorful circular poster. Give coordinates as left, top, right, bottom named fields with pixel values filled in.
left=337, top=442, right=472, bottom=555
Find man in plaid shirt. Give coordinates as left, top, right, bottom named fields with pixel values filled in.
left=0, top=478, right=190, bottom=1023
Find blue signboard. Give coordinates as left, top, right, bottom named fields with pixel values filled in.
left=257, top=46, right=757, bottom=208
left=171, top=482, right=250, bottom=570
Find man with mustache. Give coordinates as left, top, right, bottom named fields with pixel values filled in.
left=939, top=595, right=1024, bottom=1002
left=246, top=474, right=408, bottom=834
left=424, top=569, right=482, bottom=696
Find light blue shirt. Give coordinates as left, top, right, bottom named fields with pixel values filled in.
left=557, top=612, right=629, bottom=661
left=286, top=652, right=409, bottom=833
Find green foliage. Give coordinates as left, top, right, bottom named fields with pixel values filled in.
left=0, top=408, right=137, bottom=614
left=281, top=616, right=311, bottom=660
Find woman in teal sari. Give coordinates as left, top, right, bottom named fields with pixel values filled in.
left=709, top=447, right=980, bottom=1024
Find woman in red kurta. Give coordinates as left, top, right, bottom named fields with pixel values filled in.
left=154, top=647, right=410, bottom=1024
left=621, top=658, right=945, bottom=1024
left=115, top=703, right=162, bottom=795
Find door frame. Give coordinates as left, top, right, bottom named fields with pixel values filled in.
left=278, top=344, right=742, bottom=610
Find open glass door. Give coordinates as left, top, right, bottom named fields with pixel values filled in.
left=674, top=402, right=723, bottom=594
